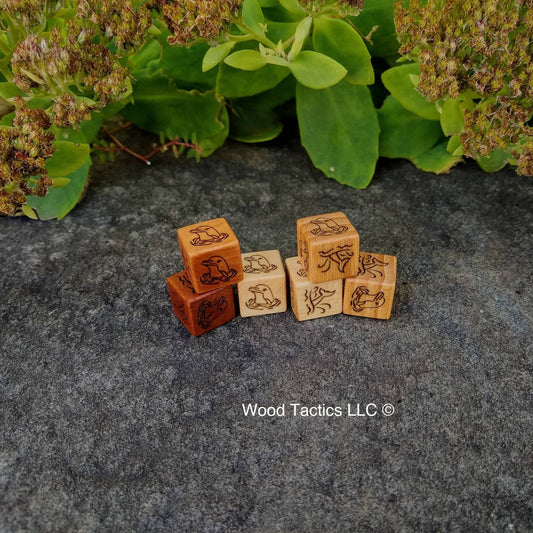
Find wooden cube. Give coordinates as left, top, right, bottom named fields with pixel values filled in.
left=177, top=217, right=243, bottom=294
left=237, top=250, right=287, bottom=318
left=167, top=271, right=236, bottom=336
left=286, top=256, right=343, bottom=321
left=343, top=252, right=397, bottom=320
left=297, top=212, right=359, bottom=283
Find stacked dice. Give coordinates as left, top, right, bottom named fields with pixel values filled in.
left=168, top=217, right=287, bottom=336
left=287, top=211, right=397, bottom=321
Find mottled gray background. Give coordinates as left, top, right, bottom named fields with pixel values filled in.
left=1, top=130, right=532, bottom=532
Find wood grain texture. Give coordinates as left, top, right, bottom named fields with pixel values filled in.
left=297, top=212, right=359, bottom=283
left=286, top=256, right=343, bottom=321
left=167, top=271, right=236, bottom=336
left=177, top=217, right=243, bottom=294
left=237, top=250, right=287, bottom=318
left=343, top=252, right=397, bottom=320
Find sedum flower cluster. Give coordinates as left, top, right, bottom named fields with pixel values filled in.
left=0, top=99, right=54, bottom=215
left=395, top=0, right=533, bottom=175
left=163, top=0, right=242, bottom=46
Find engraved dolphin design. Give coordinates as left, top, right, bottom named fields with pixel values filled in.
left=243, top=254, right=278, bottom=274
left=197, top=297, right=228, bottom=329
left=350, top=286, right=385, bottom=312
left=310, top=218, right=348, bottom=236
left=189, top=225, right=228, bottom=246
left=246, top=284, right=280, bottom=310
left=200, top=256, right=237, bottom=284
left=305, top=286, right=336, bottom=314
left=358, top=254, right=388, bottom=278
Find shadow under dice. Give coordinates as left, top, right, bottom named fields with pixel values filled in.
left=343, top=252, right=397, bottom=320
left=297, top=212, right=359, bottom=283
left=238, top=250, right=287, bottom=318
left=177, top=217, right=243, bottom=294
left=167, top=271, right=235, bottom=336
left=286, top=256, right=343, bottom=321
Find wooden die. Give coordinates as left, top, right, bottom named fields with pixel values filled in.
left=237, top=250, right=287, bottom=318
left=177, top=217, right=243, bottom=294
left=286, top=256, right=343, bottom=321
left=297, top=212, right=359, bottom=283
left=343, top=252, right=397, bottom=320
left=167, top=271, right=236, bottom=336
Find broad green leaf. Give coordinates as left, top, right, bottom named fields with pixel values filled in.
left=349, top=0, right=399, bottom=59
left=411, top=140, right=462, bottom=173
left=224, top=50, right=267, bottom=71
left=27, top=159, right=91, bottom=220
left=0, top=82, right=25, bottom=99
left=296, top=81, right=380, bottom=188
left=476, top=149, right=510, bottom=172
left=313, top=16, right=373, bottom=85
left=259, top=0, right=277, bottom=5
left=46, top=141, right=91, bottom=177
left=378, top=95, right=443, bottom=158
left=202, top=41, right=236, bottom=72
left=50, top=178, right=71, bottom=188
left=159, top=37, right=217, bottom=91
left=123, top=77, right=228, bottom=156
left=440, top=98, right=463, bottom=136
left=263, top=4, right=303, bottom=22
left=266, top=22, right=299, bottom=43
left=289, top=16, right=312, bottom=59
left=289, top=51, right=346, bottom=89
left=279, top=0, right=305, bottom=15
left=447, top=134, right=462, bottom=155
left=127, top=39, right=161, bottom=73
left=266, top=55, right=289, bottom=66
left=242, top=0, right=265, bottom=34
left=21, top=205, right=38, bottom=219
left=382, top=63, right=440, bottom=120
left=217, top=62, right=290, bottom=98
left=228, top=76, right=295, bottom=142
left=0, top=111, right=14, bottom=126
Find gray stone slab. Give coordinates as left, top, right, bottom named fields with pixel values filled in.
left=1, top=131, right=532, bottom=532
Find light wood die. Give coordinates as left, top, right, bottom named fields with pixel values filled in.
left=177, top=217, right=243, bottom=294
left=297, top=212, right=359, bottom=283
left=285, top=256, right=343, bottom=321
left=237, top=250, right=287, bottom=318
left=343, top=252, right=397, bottom=320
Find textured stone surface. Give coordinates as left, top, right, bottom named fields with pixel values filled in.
left=1, top=131, right=532, bottom=532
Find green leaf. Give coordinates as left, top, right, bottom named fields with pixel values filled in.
left=217, top=62, right=290, bottom=98
left=27, top=159, right=91, bottom=220
left=50, top=178, right=71, bottom=188
left=447, top=134, right=462, bottom=155
left=159, top=38, right=217, bottom=91
left=242, top=0, right=265, bottom=34
left=378, top=95, right=443, bottom=159
left=21, top=204, right=38, bottom=220
left=411, top=140, right=462, bottom=174
left=296, top=81, right=380, bottom=187
left=258, top=0, right=277, bottom=5
left=203, top=41, right=236, bottom=72
left=128, top=39, right=162, bottom=73
left=0, top=82, right=25, bottom=99
left=476, top=149, right=510, bottom=173
left=122, top=76, right=228, bottom=156
left=440, top=98, right=464, bottom=136
left=289, top=51, right=346, bottom=89
left=289, top=16, right=312, bottom=59
left=46, top=141, right=91, bottom=177
left=224, top=50, right=267, bottom=71
left=349, top=0, right=399, bottom=59
left=265, top=22, right=299, bottom=43
left=382, top=63, right=440, bottom=120
left=279, top=0, right=305, bottom=15
left=313, top=16, right=374, bottom=85
left=228, top=76, right=295, bottom=142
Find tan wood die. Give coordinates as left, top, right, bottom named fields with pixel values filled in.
left=238, top=250, right=287, bottom=317
left=297, top=212, right=359, bottom=283
left=343, top=252, right=397, bottom=320
left=286, top=256, right=343, bottom=321
left=177, top=217, right=243, bottom=294
left=167, top=271, right=236, bottom=336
